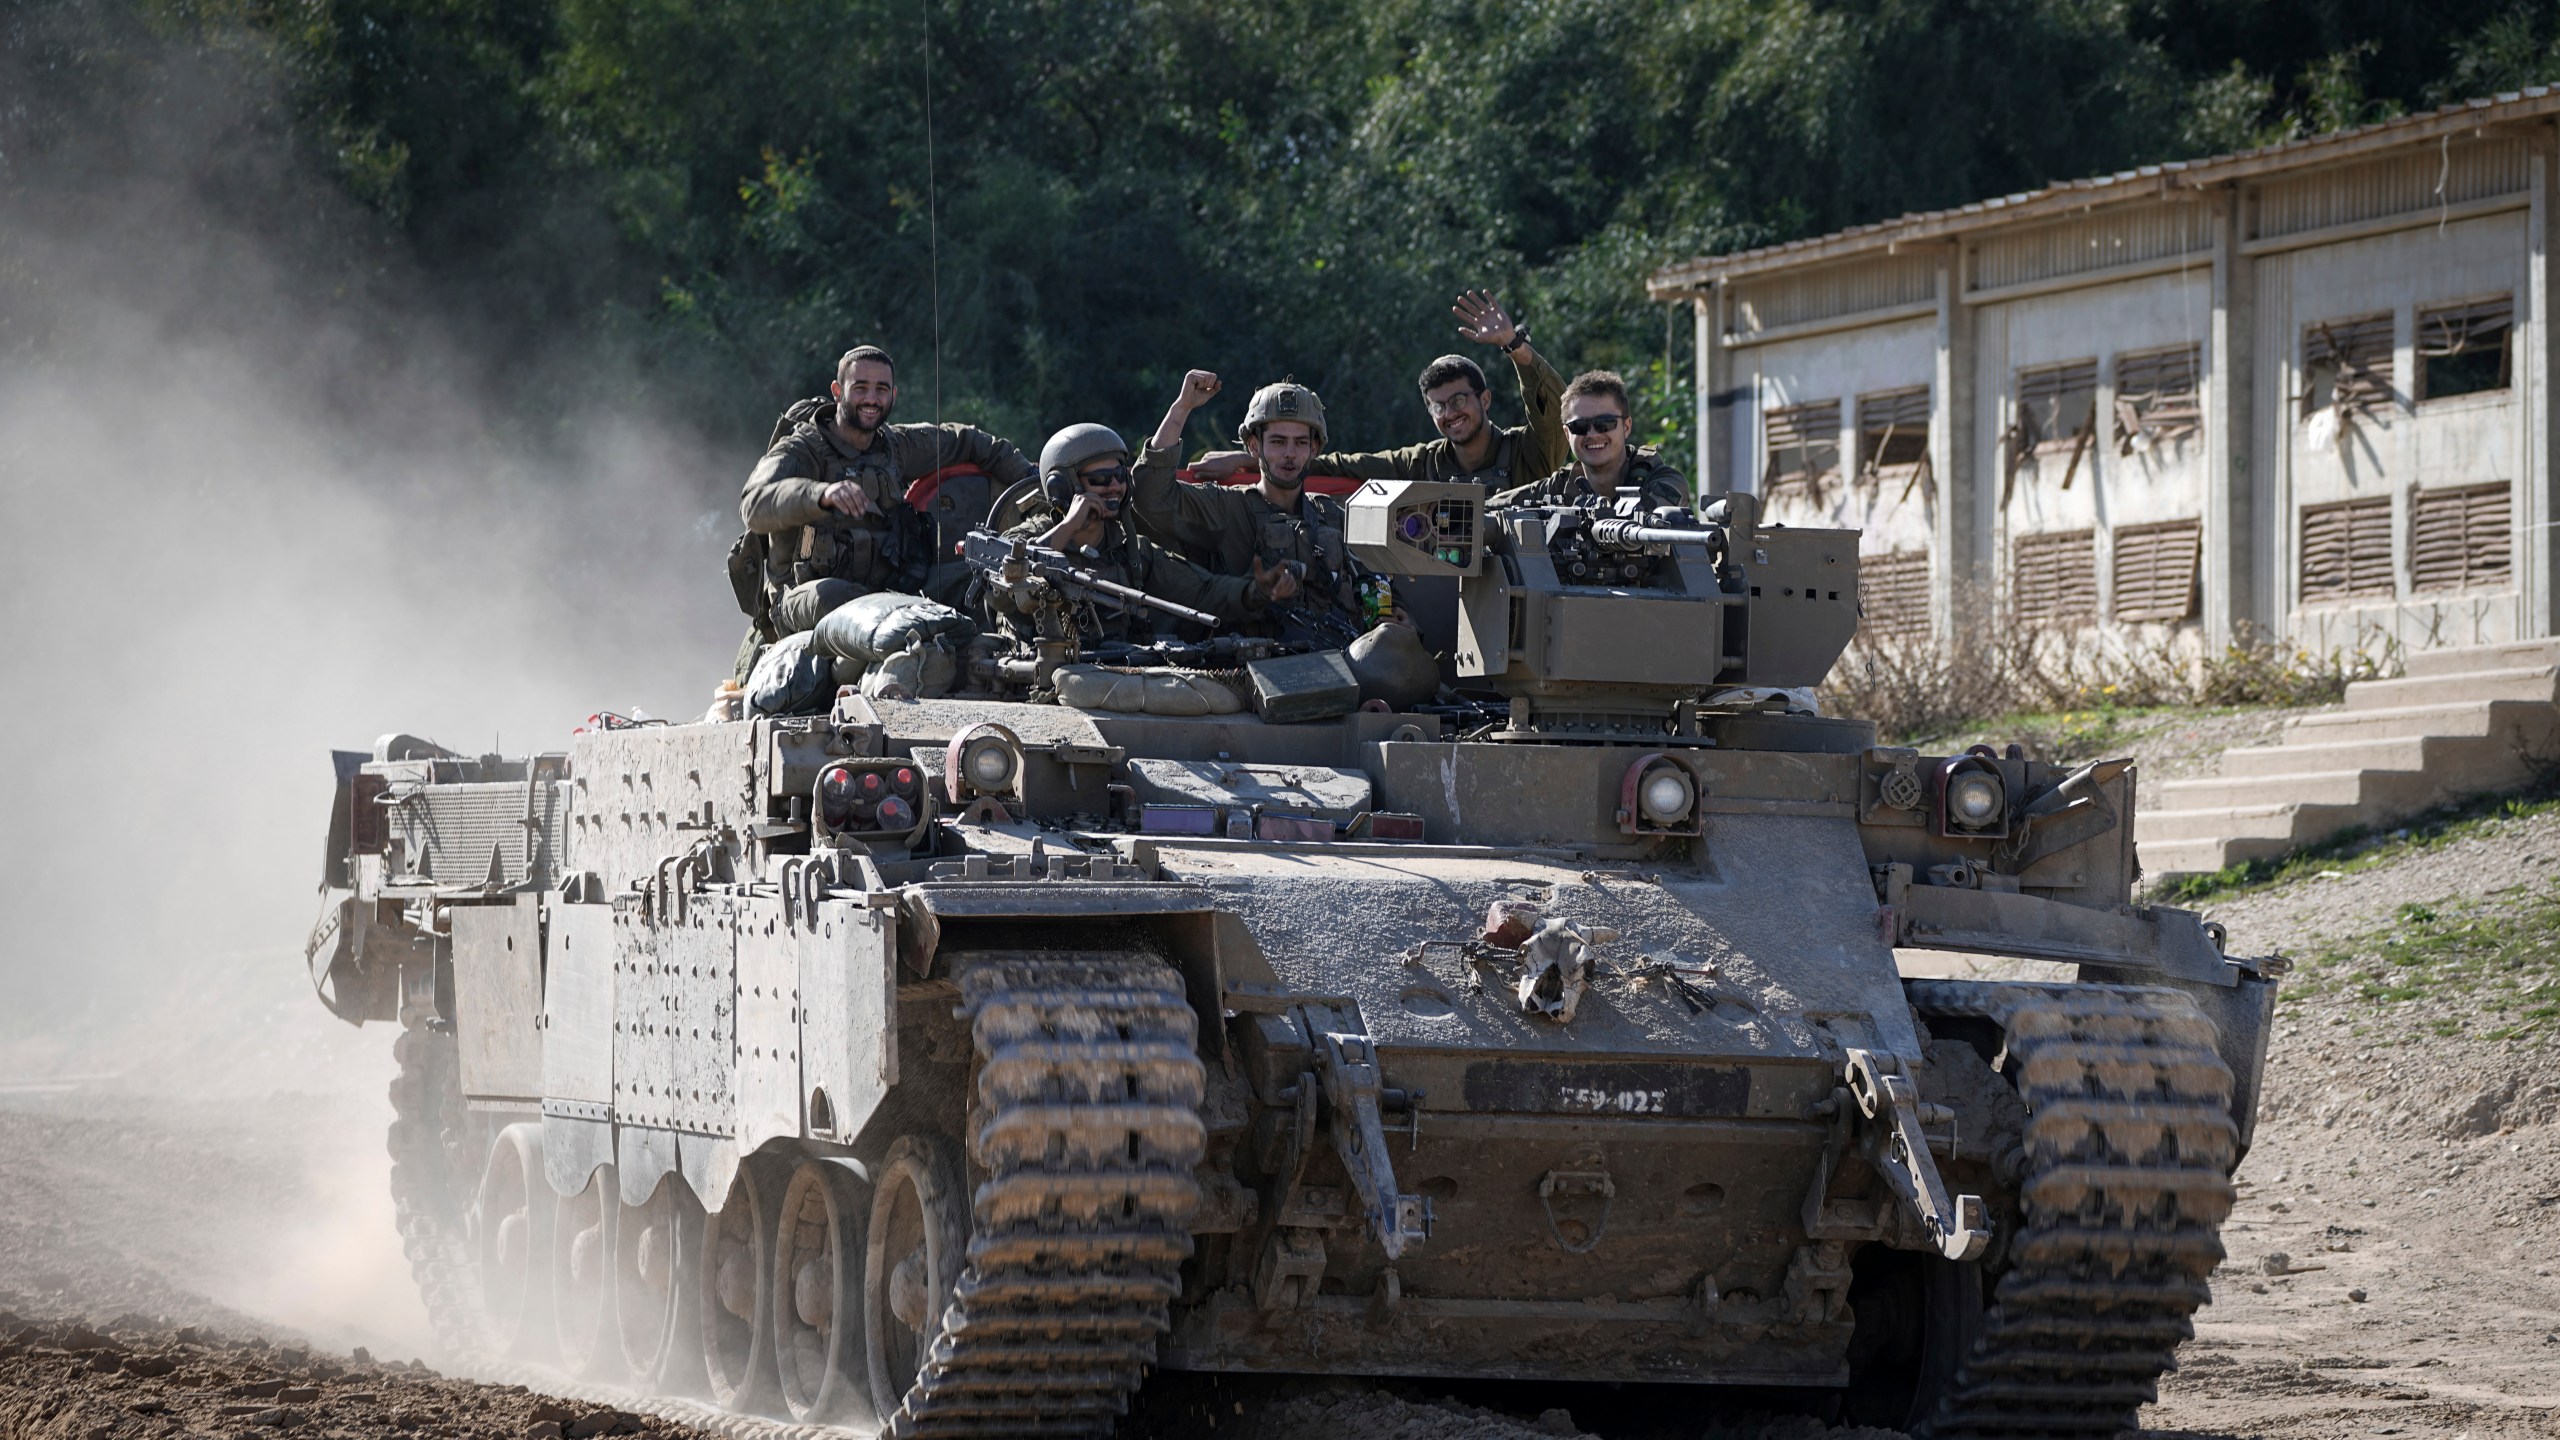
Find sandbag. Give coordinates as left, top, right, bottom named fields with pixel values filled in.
left=745, top=631, right=834, bottom=716
left=1053, top=664, right=1244, bottom=716
left=859, top=638, right=961, bottom=700
left=1347, top=622, right=1438, bottom=711
left=812, top=590, right=978, bottom=664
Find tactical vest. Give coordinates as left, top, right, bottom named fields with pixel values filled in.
left=1250, top=491, right=1355, bottom=618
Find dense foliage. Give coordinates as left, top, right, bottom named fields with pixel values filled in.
left=15, top=0, right=2560, bottom=467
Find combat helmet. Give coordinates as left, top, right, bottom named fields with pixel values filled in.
left=1237, top=381, right=1328, bottom=451
left=1038, top=422, right=1132, bottom=511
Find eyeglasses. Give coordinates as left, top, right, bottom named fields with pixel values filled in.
left=1424, top=393, right=1482, bottom=417
left=1564, top=413, right=1625, bottom=436
left=1078, top=465, right=1132, bottom=487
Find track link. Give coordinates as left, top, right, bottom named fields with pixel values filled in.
left=1907, top=982, right=2239, bottom=1440
left=387, top=1013, right=491, bottom=1358
left=883, top=953, right=1206, bottom=1439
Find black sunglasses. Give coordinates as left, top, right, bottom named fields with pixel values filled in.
left=1564, top=413, right=1624, bottom=436
left=1079, top=465, right=1133, bottom=487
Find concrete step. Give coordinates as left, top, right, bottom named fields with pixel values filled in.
left=2137, top=833, right=2293, bottom=879
left=2152, top=767, right=2440, bottom=814
left=2282, top=697, right=2546, bottom=743
left=2343, top=666, right=2560, bottom=711
left=2400, top=637, right=2560, bottom=679
left=2133, top=801, right=2367, bottom=845
left=2215, top=734, right=2433, bottom=778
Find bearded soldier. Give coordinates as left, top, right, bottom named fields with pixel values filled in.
left=1126, top=370, right=1371, bottom=637
left=738, top=345, right=1034, bottom=638
left=1493, top=369, right=1690, bottom=512
left=1192, top=291, right=1564, bottom=493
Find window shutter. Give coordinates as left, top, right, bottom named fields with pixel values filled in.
left=2303, top=314, right=2395, bottom=411
left=1764, top=401, right=1842, bottom=490
left=1858, top=549, right=1930, bottom=636
left=2409, top=483, right=2511, bottom=592
left=2013, top=530, right=2099, bottom=623
left=1856, top=387, right=1931, bottom=473
left=2114, top=344, right=2203, bottom=447
left=2111, top=519, right=2202, bottom=623
left=2016, top=361, right=2099, bottom=450
left=2300, top=497, right=2394, bottom=602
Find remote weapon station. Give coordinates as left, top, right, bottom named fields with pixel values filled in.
left=312, top=482, right=2277, bottom=1437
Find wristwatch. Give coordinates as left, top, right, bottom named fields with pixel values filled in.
left=1501, top=329, right=1532, bottom=354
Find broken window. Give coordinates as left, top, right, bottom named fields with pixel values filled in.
left=2416, top=297, right=2513, bottom=402
left=2113, top=344, right=2203, bottom=453
left=2409, top=483, right=2511, bottom=592
left=2017, top=360, right=2099, bottom=452
left=1763, top=400, right=1842, bottom=492
left=2111, top=518, right=2202, bottom=623
left=2302, top=313, right=2395, bottom=417
left=2299, top=496, right=2394, bottom=603
left=1858, top=549, right=1930, bottom=636
left=2012, top=529, right=2099, bottom=625
left=1856, top=387, right=1931, bottom=476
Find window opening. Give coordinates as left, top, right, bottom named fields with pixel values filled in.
left=2113, top=344, right=2202, bottom=454
left=2409, top=483, right=2511, bottom=592
left=2416, top=297, right=2512, bottom=402
left=2299, top=496, right=2393, bottom=603
left=1763, top=400, right=1842, bottom=495
left=2006, top=361, right=2098, bottom=503
left=2302, top=313, right=2395, bottom=417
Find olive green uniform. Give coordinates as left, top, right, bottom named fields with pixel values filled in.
left=990, top=505, right=1265, bottom=646
left=1305, top=349, right=1567, bottom=492
left=1492, top=446, right=1691, bottom=512
left=741, top=413, right=1033, bottom=634
left=1126, top=440, right=1365, bottom=634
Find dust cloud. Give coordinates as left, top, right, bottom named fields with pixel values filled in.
left=0, top=12, right=745, bottom=1360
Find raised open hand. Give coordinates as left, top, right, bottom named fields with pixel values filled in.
left=1453, top=290, right=1519, bottom=349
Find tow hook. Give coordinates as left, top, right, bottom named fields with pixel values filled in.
left=1846, top=1048, right=1991, bottom=1262
left=1305, top=1003, right=1433, bottom=1260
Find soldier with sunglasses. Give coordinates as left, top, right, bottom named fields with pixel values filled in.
left=985, top=422, right=1295, bottom=646
left=1492, top=369, right=1690, bottom=511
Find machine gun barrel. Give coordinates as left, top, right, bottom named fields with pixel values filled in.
left=1588, top=518, right=1720, bottom=550
left=961, top=531, right=1222, bottom=628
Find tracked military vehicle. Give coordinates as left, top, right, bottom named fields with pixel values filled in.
left=310, top=481, right=2277, bottom=1437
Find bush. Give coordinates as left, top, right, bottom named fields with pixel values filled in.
left=1818, top=590, right=2400, bottom=743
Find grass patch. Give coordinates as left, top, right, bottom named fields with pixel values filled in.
left=1916, top=701, right=2256, bottom=768
left=2148, top=783, right=2560, bottom=906
left=2284, top=883, right=2560, bottom=1041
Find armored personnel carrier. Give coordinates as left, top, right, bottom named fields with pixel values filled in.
left=309, top=482, right=2277, bottom=1437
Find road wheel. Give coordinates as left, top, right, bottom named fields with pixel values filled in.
left=552, top=1166, right=621, bottom=1379
left=1842, top=1248, right=1981, bottom=1429
left=471, top=1124, right=553, bottom=1359
left=615, top=1176, right=706, bottom=1395
left=700, top=1156, right=783, bottom=1413
left=774, top=1159, right=874, bottom=1424
left=862, top=1135, right=967, bottom=1423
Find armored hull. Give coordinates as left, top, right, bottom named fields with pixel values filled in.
left=311, top=491, right=2277, bottom=1435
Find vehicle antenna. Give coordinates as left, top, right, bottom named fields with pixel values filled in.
left=920, top=0, right=943, bottom=438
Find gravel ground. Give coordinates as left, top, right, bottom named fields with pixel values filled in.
left=2, top=814, right=2554, bottom=1440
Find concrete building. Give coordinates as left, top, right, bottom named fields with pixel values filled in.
left=1648, top=88, right=2560, bottom=658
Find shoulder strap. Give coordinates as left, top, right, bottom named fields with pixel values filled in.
left=768, top=394, right=832, bottom=449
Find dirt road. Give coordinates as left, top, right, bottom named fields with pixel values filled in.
left=2, top=821, right=2554, bottom=1439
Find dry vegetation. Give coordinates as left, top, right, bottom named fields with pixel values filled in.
left=1821, top=589, right=2399, bottom=746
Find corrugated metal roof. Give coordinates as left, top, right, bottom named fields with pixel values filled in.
left=1647, top=86, right=2560, bottom=297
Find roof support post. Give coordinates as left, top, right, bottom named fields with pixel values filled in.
left=1932, top=245, right=1977, bottom=648
left=2204, top=186, right=2259, bottom=646
left=1696, top=287, right=1732, bottom=498
left=2528, top=123, right=2559, bottom=639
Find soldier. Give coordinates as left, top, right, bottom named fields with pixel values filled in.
left=737, top=344, right=1035, bottom=638
left=1126, top=370, right=1372, bottom=637
left=988, top=423, right=1297, bottom=646
left=1193, top=290, right=1565, bottom=492
left=1492, top=369, right=1690, bottom=511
